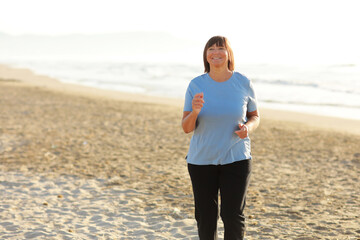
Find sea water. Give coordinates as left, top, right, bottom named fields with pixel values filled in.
left=1, top=57, right=360, bottom=120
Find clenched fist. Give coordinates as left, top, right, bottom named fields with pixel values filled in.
left=235, top=123, right=248, bottom=139
left=192, top=92, right=205, bottom=115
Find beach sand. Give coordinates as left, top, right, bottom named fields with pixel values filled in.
left=1, top=64, right=359, bottom=239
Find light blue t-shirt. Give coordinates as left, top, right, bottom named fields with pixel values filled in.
left=184, top=72, right=258, bottom=165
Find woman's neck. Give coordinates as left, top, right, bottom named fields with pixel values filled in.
left=208, top=68, right=233, bottom=82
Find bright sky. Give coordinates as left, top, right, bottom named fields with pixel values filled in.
left=0, top=0, right=359, bottom=64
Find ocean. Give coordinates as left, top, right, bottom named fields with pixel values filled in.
left=1, top=57, right=360, bottom=121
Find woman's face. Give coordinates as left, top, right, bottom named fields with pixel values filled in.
left=206, top=44, right=229, bottom=69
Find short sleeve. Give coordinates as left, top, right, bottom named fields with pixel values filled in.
left=184, top=85, right=193, bottom=112
left=247, top=81, right=258, bottom=112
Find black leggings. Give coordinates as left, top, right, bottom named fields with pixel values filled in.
left=188, top=160, right=252, bottom=240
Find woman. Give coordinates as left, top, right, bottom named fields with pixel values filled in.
left=182, top=36, right=260, bottom=240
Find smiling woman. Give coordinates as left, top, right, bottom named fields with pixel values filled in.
left=182, top=36, right=260, bottom=240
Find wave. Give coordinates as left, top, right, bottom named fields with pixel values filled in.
left=261, top=100, right=360, bottom=109
left=252, top=78, right=360, bottom=95
left=252, top=78, right=319, bottom=88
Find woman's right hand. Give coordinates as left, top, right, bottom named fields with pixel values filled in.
left=182, top=92, right=205, bottom=133
left=192, top=92, right=204, bottom=115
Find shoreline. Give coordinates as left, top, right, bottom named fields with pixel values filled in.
left=1, top=63, right=359, bottom=135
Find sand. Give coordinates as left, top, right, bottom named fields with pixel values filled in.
left=1, top=64, right=360, bottom=239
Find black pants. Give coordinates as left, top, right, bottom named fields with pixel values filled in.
left=188, top=160, right=252, bottom=240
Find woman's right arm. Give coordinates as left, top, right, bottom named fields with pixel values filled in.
left=182, top=111, right=198, bottom=133
left=182, top=92, right=204, bottom=133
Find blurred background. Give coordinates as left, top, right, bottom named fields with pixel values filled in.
left=1, top=0, right=359, bottom=119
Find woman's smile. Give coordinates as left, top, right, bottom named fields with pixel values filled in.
left=206, top=44, right=229, bottom=68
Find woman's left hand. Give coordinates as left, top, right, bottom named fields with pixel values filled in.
left=235, top=124, right=248, bottom=139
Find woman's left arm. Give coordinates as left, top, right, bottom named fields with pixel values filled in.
left=245, top=110, right=260, bottom=133
left=235, top=110, right=260, bottom=139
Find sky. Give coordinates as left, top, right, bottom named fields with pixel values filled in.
left=0, top=0, right=359, bottom=64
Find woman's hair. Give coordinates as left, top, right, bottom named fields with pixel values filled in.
left=203, top=36, right=235, bottom=73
